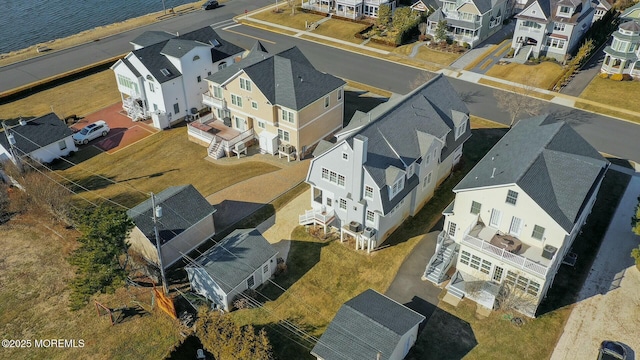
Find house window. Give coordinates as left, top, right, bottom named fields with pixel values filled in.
left=460, top=251, right=471, bottom=265
left=339, top=198, right=347, bottom=210
left=364, top=185, right=374, bottom=199
left=320, top=167, right=345, bottom=187
left=153, top=103, right=158, bottom=111
left=247, top=275, right=255, bottom=288
left=207, top=71, right=212, bottom=76
left=425, top=153, right=430, bottom=165
left=322, top=168, right=329, bottom=180
left=509, top=216, right=523, bottom=236
left=553, top=23, right=565, bottom=31
left=406, top=164, right=414, bottom=178
left=470, top=201, right=482, bottom=215
left=58, top=140, right=67, bottom=151
left=240, top=78, right=252, bottom=91
left=231, top=94, right=243, bottom=107
left=251, top=101, right=258, bottom=110
left=470, top=254, right=481, bottom=270
left=366, top=210, right=375, bottom=223
left=281, top=109, right=294, bottom=123
left=117, top=74, right=139, bottom=94
left=263, top=264, right=269, bottom=274
left=197, top=75, right=202, bottom=83
left=326, top=198, right=332, bottom=207
left=532, top=225, right=545, bottom=240
left=492, top=266, right=504, bottom=282
left=258, top=120, right=266, bottom=129
left=545, top=38, right=566, bottom=49
left=448, top=221, right=456, bottom=237
left=390, top=178, right=404, bottom=198
left=278, top=129, right=290, bottom=142
left=433, top=148, right=438, bottom=162
left=559, top=5, right=571, bottom=14
left=160, top=68, right=171, bottom=76
left=480, top=259, right=492, bottom=274
left=527, top=281, right=540, bottom=296
left=149, top=82, right=155, bottom=93
left=426, top=172, right=432, bottom=185
left=193, top=55, right=200, bottom=61
left=506, top=190, right=518, bottom=205
left=213, top=86, right=223, bottom=98
left=324, top=95, right=330, bottom=108
left=337, top=88, right=343, bottom=100
left=218, top=62, right=227, bottom=70
left=337, top=174, right=345, bottom=187
left=342, top=152, right=348, bottom=160
left=173, top=103, right=180, bottom=114
left=455, top=119, right=467, bottom=140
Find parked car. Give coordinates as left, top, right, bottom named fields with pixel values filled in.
left=73, top=120, right=110, bottom=145
left=598, top=341, right=627, bottom=360
left=202, top=0, right=219, bottom=9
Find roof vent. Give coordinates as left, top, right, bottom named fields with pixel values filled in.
left=298, top=75, right=303, bottom=82
left=491, top=167, right=496, bottom=178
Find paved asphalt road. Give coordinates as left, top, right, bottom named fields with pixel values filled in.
left=0, top=0, right=271, bottom=94
left=2, top=9, right=640, bottom=163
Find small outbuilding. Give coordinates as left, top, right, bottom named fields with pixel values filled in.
left=186, top=228, right=278, bottom=311
left=126, top=185, right=216, bottom=269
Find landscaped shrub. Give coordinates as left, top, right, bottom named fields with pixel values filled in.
left=419, top=34, right=432, bottom=41
left=599, top=72, right=609, bottom=79
left=611, top=73, right=624, bottom=81
left=463, top=42, right=471, bottom=49
left=622, top=74, right=633, bottom=81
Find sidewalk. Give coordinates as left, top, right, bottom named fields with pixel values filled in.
left=551, top=172, right=640, bottom=360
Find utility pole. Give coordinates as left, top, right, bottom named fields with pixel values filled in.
left=2, top=121, right=23, bottom=173
left=162, top=0, right=167, bottom=14
left=151, top=192, right=168, bottom=294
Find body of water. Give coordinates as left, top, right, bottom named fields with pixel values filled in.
left=0, top=0, right=195, bottom=55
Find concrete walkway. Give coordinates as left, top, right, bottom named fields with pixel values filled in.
left=551, top=172, right=640, bottom=360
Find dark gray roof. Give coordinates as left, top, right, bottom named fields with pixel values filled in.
left=454, top=115, right=608, bottom=232
left=311, top=289, right=425, bottom=360
left=206, top=46, right=345, bottom=110
left=190, top=229, right=278, bottom=293
left=126, top=185, right=216, bottom=245
left=0, top=113, right=73, bottom=155
left=518, top=0, right=593, bottom=24
left=121, top=57, right=141, bottom=77
left=130, top=26, right=244, bottom=83
left=130, top=31, right=175, bottom=48
left=471, top=0, right=493, bottom=14
left=349, top=74, right=470, bottom=213
left=250, top=40, right=269, bottom=53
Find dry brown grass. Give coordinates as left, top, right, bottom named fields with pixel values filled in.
left=394, top=44, right=463, bottom=66
left=344, top=79, right=393, bottom=98
left=0, top=70, right=121, bottom=119
left=0, top=1, right=208, bottom=67
left=250, top=6, right=326, bottom=30
left=470, top=115, right=508, bottom=129
left=235, top=20, right=298, bottom=36
left=312, top=19, right=369, bottom=44
left=575, top=101, right=640, bottom=124
left=579, top=76, right=640, bottom=115
left=484, top=61, right=564, bottom=89
left=478, top=78, right=555, bottom=101
left=0, top=211, right=182, bottom=359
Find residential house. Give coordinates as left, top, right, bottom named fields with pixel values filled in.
left=127, top=185, right=216, bottom=269
left=302, top=0, right=396, bottom=19
left=311, top=289, right=425, bottom=360
left=185, top=228, right=278, bottom=311
left=111, top=26, right=244, bottom=129
left=511, top=0, right=595, bottom=61
left=424, top=115, right=608, bottom=317
left=591, top=0, right=613, bottom=22
left=300, top=74, right=470, bottom=252
left=0, top=113, right=77, bottom=164
left=191, top=42, right=345, bottom=159
left=426, top=0, right=508, bottom=48
left=600, top=3, right=640, bottom=75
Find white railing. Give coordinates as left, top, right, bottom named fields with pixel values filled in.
left=207, top=137, right=218, bottom=156
left=202, top=92, right=227, bottom=109
left=221, top=128, right=254, bottom=152
left=518, top=26, right=542, bottom=33
left=462, top=234, right=550, bottom=277
left=299, top=208, right=335, bottom=225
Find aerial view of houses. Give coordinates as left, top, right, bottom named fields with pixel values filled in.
left=1, top=0, right=640, bottom=359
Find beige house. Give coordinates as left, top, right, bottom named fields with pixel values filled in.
left=188, top=42, right=346, bottom=160
left=127, top=185, right=216, bottom=269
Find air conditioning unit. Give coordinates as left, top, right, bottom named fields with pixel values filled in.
left=363, top=227, right=376, bottom=238
left=349, top=221, right=362, bottom=232
left=542, top=245, right=557, bottom=260
left=281, top=144, right=294, bottom=154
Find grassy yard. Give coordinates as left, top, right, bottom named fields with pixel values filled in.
left=250, top=6, right=326, bottom=31
left=394, top=44, right=463, bottom=66
left=231, top=125, right=507, bottom=359
left=478, top=78, right=555, bottom=101
left=578, top=76, right=640, bottom=121
left=58, top=127, right=280, bottom=208
left=0, top=210, right=183, bottom=359
left=575, top=101, right=640, bottom=124
left=312, top=19, right=369, bottom=44
left=411, top=162, right=631, bottom=359
left=484, top=61, right=564, bottom=90
left=0, top=70, right=121, bottom=119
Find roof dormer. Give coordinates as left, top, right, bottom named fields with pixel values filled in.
left=556, top=5, right=573, bottom=17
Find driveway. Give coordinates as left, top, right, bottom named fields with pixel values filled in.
left=559, top=42, right=607, bottom=97
left=385, top=230, right=443, bottom=319
left=551, top=171, right=640, bottom=360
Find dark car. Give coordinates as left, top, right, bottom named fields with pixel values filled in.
left=598, top=341, right=627, bottom=360
left=202, top=0, right=219, bottom=10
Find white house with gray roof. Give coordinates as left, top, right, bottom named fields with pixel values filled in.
left=0, top=113, right=77, bottom=164
left=301, top=75, right=470, bottom=252
left=510, top=0, right=595, bottom=61
left=111, top=26, right=244, bottom=129
left=424, top=115, right=608, bottom=317
left=126, top=185, right=216, bottom=269
left=426, top=0, right=508, bottom=47
left=311, top=289, right=425, bottom=360
left=185, top=228, right=278, bottom=311
left=600, top=4, right=640, bottom=76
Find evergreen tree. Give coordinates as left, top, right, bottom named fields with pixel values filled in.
left=435, top=20, right=448, bottom=43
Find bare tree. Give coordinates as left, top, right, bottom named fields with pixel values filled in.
left=287, top=0, right=296, bottom=14
left=495, top=283, right=538, bottom=316
left=494, top=76, right=544, bottom=127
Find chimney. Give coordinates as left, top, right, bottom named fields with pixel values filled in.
left=352, top=135, right=368, bottom=200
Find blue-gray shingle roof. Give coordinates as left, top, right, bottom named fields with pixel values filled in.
left=0, top=113, right=73, bottom=155
left=127, top=185, right=216, bottom=245
left=190, top=228, right=278, bottom=293
left=454, top=115, right=608, bottom=232
left=206, top=46, right=345, bottom=110
left=311, top=289, right=425, bottom=360
left=130, top=30, right=175, bottom=48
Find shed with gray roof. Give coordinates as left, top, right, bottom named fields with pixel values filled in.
left=311, top=289, right=425, bottom=360
left=186, top=228, right=278, bottom=311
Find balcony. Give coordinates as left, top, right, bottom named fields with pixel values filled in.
left=202, top=92, right=227, bottom=109
left=461, top=224, right=552, bottom=278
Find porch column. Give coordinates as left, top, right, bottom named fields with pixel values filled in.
left=619, top=60, right=626, bottom=74
left=340, top=228, right=344, bottom=242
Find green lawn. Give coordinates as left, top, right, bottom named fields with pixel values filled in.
left=232, top=126, right=507, bottom=359
left=58, top=127, right=280, bottom=208
left=312, top=19, right=369, bottom=44
left=250, top=6, right=326, bottom=31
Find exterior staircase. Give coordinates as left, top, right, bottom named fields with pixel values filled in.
left=423, top=231, right=458, bottom=285
left=513, top=44, right=533, bottom=64
left=207, top=137, right=225, bottom=159
left=446, top=270, right=466, bottom=299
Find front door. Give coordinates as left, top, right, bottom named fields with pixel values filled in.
left=489, top=208, right=502, bottom=228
